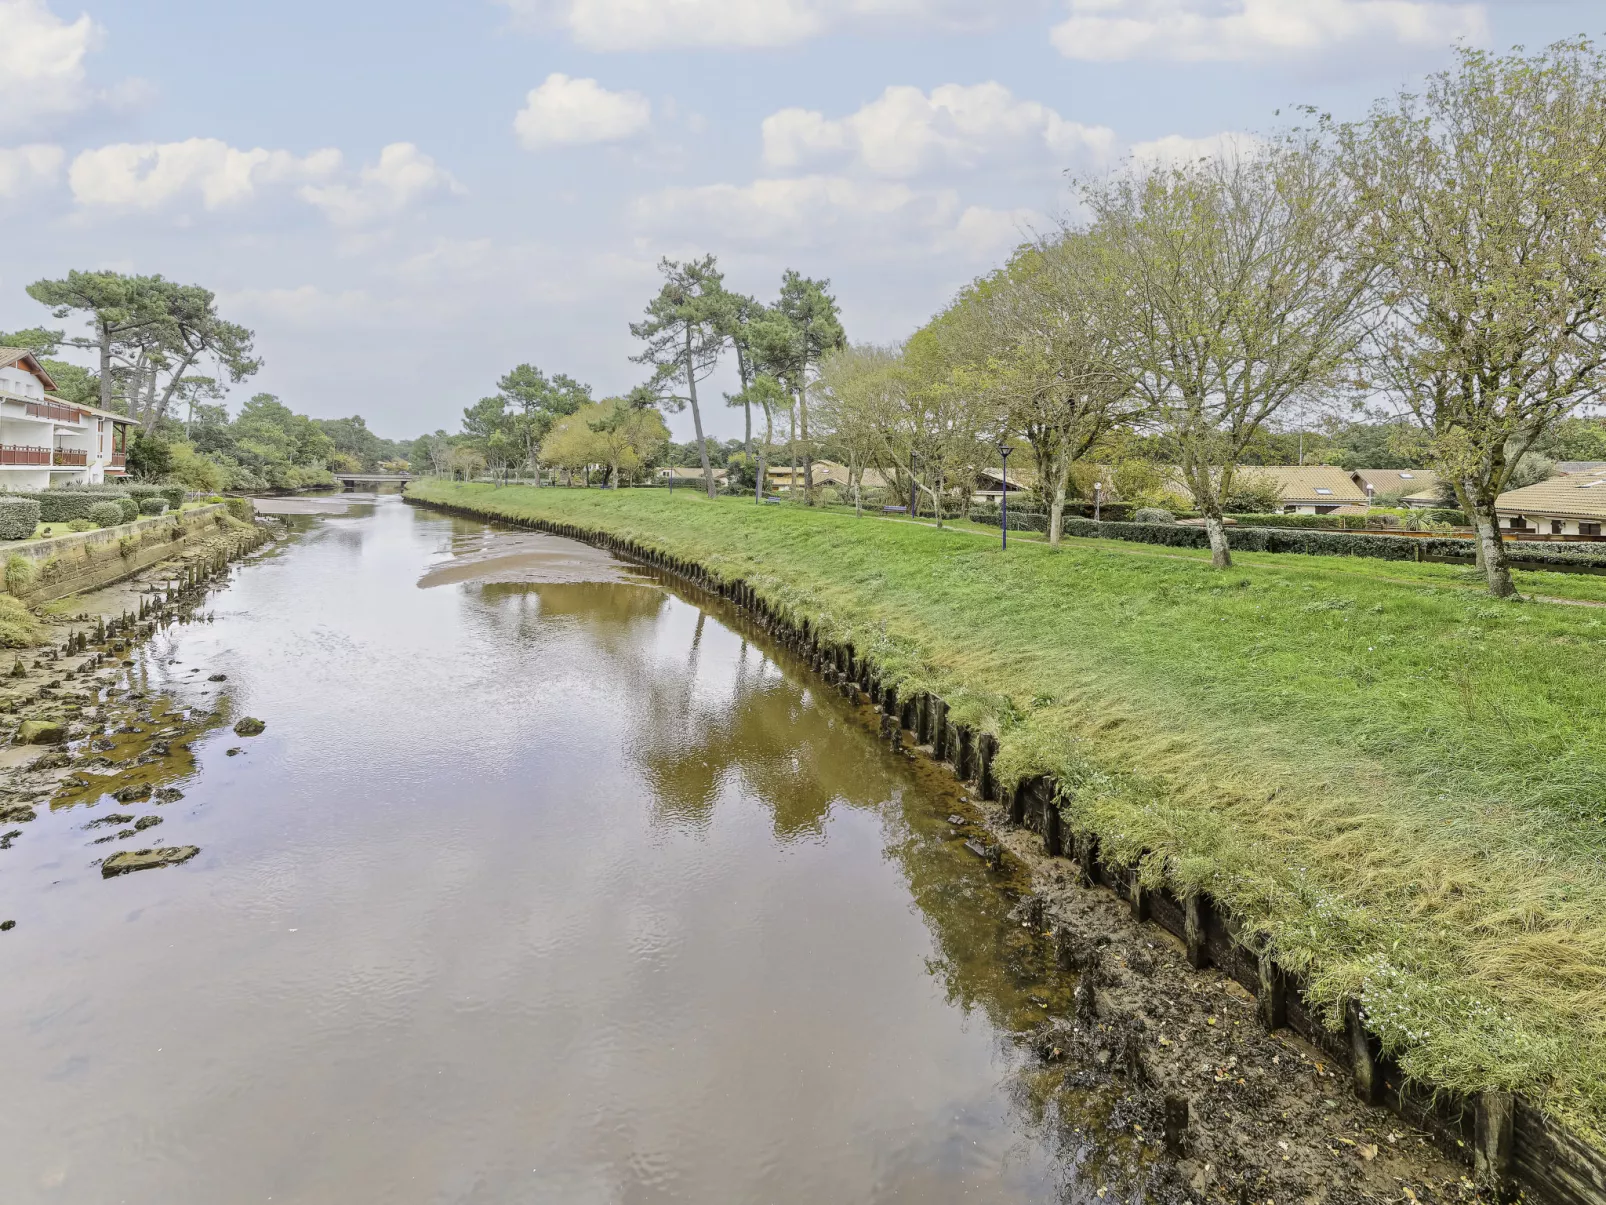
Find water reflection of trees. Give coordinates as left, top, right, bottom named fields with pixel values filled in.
left=457, top=562, right=1163, bottom=1200
left=633, top=642, right=899, bottom=840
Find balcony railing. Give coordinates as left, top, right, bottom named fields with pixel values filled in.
left=110, top=452, right=126, bottom=468
left=0, top=445, right=52, bottom=465
left=53, top=448, right=88, bottom=466
left=25, top=399, right=84, bottom=424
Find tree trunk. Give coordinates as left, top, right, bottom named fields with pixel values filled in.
left=799, top=380, right=814, bottom=506
left=853, top=464, right=862, bottom=518
left=934, top=470, right=945, bottom=529
left=1469, top=491, right=1516, bottom=598
left=98, top=323, right=114, bottom=412
left=756, top=403, right=771, bottom=502
left=684, top=326, right=715, bottom=499
left=788, top=405, right=796, bottom=500
left=1049, top=455, right=1070, bottom=546
left=1205, top=513, right=1232, bottom=569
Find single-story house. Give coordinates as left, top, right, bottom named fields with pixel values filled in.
left=656, top=465, right=728, bottom=483
left=1161, top=465, right=1370, bottom=515
left=1558, top=461, right=1606, bottom=476
left=765, top=460, right=888, bottom=493
left=1494, top=469, right=1606, bottom=536
left=972, top=464, right=1034, bottom=504
left=1351, top=468, right=1440, bottom=508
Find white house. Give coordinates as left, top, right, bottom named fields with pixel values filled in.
left=0, top=348, right=133, bottom=489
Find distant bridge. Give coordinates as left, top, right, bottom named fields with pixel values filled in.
left=334, top=473, right=414, bottom=489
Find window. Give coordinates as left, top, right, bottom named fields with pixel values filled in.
left=1399, top=472, right=1414, bottom=479
left=1584, top=523, right=1603, bottom=537
left=1314, top=487, right=1333, bottom=495
left=1552, top=520, right=1565, bottom=535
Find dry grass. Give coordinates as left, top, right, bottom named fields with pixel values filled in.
left=411, top=479, right=1606, bottom=1140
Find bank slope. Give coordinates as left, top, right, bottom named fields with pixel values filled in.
left=409, top=479, right=1606, bottom=1142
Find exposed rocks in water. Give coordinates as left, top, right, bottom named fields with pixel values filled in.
left=0, top=920, right=14, bottom=931
left=100, top=846, right=199, bottom=878
left=233, top=717, right=265, bottom=736
left=133, top=815, right=161, bottom=831
left=112, top=783, right=152, bottom=802
left=225, top=747, right=242, bottom=756
left=30, top=752, right=71, bottom=774
left=16, top=719, right=65, bottom=745
left=86, top=814, right=135, bottom=829
left=0, top=829, right=21, bottom=849
left=208, top=673, right=226, bottom=682
left=154, top=787, right=184, bottom=803
left=0, top=805, right=37, bottom=824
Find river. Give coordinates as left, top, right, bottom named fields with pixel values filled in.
left=0, top=493, right=1105, bottom=1203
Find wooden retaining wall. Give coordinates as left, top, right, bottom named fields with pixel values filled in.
left=409, top=497, right=1606, bottom=1205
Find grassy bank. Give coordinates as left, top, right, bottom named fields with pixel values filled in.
left=410, top=478, right=1606, bottom=1140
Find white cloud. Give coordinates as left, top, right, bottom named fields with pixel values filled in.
left=0, top=0, right=99, bottom=134
left=506, top=0, right=1011, bottom=51
left=514, top=73, right=651, bottom=150
left=1128, top=130, right=1260, bottom=167
left=1051, top=0, right=1487, bottom=63
left=0, top=143, right=65, bottom=197
left=298, top=143, right=464, bottom=226
left=762, top=83, right=1117, bottom=178
left=69, top=139, right=341, bottom=211
left=635, top=174, right=1036, bottom=261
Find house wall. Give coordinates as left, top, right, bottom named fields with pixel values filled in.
left=1499, top=513, right=1605, bottom=537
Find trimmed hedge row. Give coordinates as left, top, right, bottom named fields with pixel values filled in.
left=970, top=510, right=1606, bottom=572
left=1227, top=509, right=1469, bottom=531
left=126, top=483, right=186, bottom=511
left=0, top=496, right=40, bottom=541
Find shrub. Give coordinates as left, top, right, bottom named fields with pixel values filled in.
left=87, top=501, right=125, bottom=528
left=116, top=497, right=139, bottom=523
left=0, top=594, right=42, bottom=646
left=0, top=496, right=41, bottom=541
left=123, top=484, right=160, bottom=501
left=158, top=484, right=185, bottom=510
left=4, top=553, right=35, bottom=596
left=139, top=498, right=168, bottom=516
left=224, top=497, right=255, bottom=522
left=35, top=488, right=127, bottom=523
left=66, top=519, right=96, bottom=533
left=1133, top=507, right=1176, bottom=525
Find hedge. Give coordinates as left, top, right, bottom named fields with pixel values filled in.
left=87, top=501, right=124, bottom=528
left=970, top=510, right=1606, bottom=572
left=35, top=488, right=128, bottom=523
left=116, top=497, right=139, bottom=523
left=139, top=497, right=168, bottom=516
left=0, top=496, right=40, bottom=541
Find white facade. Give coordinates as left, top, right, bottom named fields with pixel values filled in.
left=0, top=364, right=129, bottom=490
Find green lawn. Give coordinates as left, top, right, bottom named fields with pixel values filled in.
left=411, top=478, right=1606, bottom=1140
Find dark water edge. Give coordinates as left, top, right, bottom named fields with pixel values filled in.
left=0, top=494, right=1157, bottom=1204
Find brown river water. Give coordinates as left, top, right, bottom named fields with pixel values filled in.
left=0, top=493, right=1110, bottom=1204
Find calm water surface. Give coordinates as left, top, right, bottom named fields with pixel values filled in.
left=1, top=495, right=1086, bottom=1203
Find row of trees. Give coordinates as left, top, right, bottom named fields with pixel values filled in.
left=632, top=257, right=844, bottom=502
left=5, top=271, right=408, bottom=490
left=803, top=40, right=1606, bottom=597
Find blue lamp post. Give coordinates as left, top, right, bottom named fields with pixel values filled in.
left=996, top=441, right=1013, bottom=550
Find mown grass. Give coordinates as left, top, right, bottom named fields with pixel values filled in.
left=411, top=478, right=1606, bottom=1140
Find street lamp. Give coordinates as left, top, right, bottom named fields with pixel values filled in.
left=1094, top=480, right=1103, bottom=523
left=995, top=440, right=1013, bottom=550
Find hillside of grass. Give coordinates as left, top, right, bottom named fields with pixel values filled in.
left=409, top=478, right=1606, bottom=1141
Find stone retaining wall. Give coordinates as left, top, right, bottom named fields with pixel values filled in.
left=1, top=505, right=233, bottom=604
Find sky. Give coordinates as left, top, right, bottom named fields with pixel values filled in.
left=0, top=0, right=1598, bottom=444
